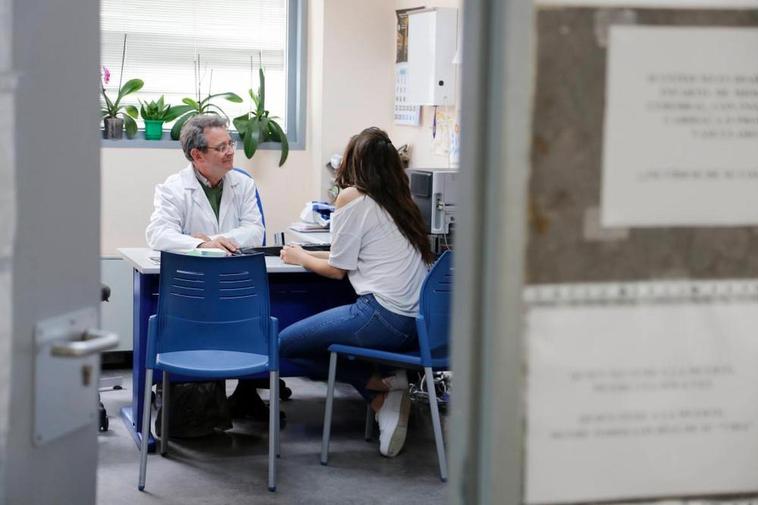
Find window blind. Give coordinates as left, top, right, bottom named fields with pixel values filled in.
left=101, top=0, right=288, bottom=131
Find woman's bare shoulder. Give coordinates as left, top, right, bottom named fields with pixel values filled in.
left=334, top=187, right=364, bottom=209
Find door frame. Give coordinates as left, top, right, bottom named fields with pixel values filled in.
left=0, top=0, right=16, bottom=496
left=449, top=1, right=534, bottom=504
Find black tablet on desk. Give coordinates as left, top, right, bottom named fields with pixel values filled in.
left=238, top=244, right=330, bottom=257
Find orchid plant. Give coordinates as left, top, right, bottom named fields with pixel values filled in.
left=233, top=65, right=289, bottom=166
left=100, top=34, right=143, bottom=138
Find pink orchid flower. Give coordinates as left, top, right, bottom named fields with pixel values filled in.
left=102, top=66, right=111, bottom=85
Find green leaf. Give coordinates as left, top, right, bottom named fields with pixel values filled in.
left=232, top=114, right=249, bottom=135
left=123, top=114, right=138, bottom=139
left=243, top=120, right=259, bottom=159
left=258, top=117, right=269, bottom=146
left=248, top=88, right=260, bottom=110
left=223, top=92, right=244, bottom=103
left=101, top=89, right=116, bottom=117
left=125, top=105, right=139, bottom=119
left=162, top=104, right=193, bottom=123
left=201, top=92, right=243, bottom=106
left=118, top=79, right=144, bottom=101
left=258, top=68, right=266, bottom=115
left=269, top=120, right=289, bottom=166
left=157, top=95, right=164, bottom=110
left=182, top=97, right=200, bottom=110
left=170, top=112, right=194, bottom=140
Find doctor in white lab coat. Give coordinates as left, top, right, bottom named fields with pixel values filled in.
left=146, top=114, right=264, bottom=252
left=145, top=114, right=277, bottom=419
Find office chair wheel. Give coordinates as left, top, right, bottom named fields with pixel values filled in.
left=280, top=379, right=292, bottom=401
left=98, top=401, right=109, bottom=432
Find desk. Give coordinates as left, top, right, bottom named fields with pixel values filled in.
left=118, top=247, right=356, bottom=450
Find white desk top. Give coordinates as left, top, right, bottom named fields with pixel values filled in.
left=118, top=247, right=307, bottom=275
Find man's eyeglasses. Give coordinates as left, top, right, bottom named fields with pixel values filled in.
left=207, top=140, right=236, bottom=153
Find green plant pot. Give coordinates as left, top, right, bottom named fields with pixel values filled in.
left=144, top=120, right=165, bottom=140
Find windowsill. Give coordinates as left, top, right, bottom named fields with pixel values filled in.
left=100, top=131, right=304, bottom=150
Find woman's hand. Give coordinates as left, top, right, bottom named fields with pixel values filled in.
left=281, top=244, right=346, bottom=279
left=280, top=244, right=308, bottom=265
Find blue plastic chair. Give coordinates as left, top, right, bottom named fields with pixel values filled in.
left=138, top=251, right=281, bottom=492
left=320, top=251, right=453, bottom=481
left=232, top=167, right=267, bottom=245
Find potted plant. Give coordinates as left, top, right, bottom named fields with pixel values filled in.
left=139, top=96, right=192, bottom=140
left=101, top=35, right=143, bottom=139
left=169, top=57, right=243, bottom=140
left=233, top=67, right=289, bottom=166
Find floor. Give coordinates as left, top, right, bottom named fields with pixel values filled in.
left=97, top=371, right=449, bottom=505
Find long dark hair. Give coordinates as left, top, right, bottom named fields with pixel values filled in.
left=335, top=127, right=434, bottom=264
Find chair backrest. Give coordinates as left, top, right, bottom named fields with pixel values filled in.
left=148, top=251, right=272, bottom=365
left=232, top=167, right=267, bottom=245
left=418, top=250, right=454, bottom=359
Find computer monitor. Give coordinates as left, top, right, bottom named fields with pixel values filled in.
left=407, top=169, right=457, bottom=235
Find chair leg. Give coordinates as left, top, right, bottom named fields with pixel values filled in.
left=160, top=371, right=169, bottom=456
left=364, top=404, right=373, bottom=441
left=424, top=367, right=448, bottom=482
left=273, top=371, right=280, bottom=457
left=268, top=370, right=278, bottom=492
left=138, top=368, right=154, bottom=491
left=320, top=351, right=338, bottom=465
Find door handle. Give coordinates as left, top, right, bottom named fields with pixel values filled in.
left=51, top=328, right=119, bottom=357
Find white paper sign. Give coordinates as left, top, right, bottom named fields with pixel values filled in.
left=601, top=27, right=758, bottom=226
left=526, top=299, right=758, bottom=503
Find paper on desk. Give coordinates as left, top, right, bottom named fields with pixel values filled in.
left=289, top=222, right=328, bottom=233
left=181, top=248, right=228, bottom=257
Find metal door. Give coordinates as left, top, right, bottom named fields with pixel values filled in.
left=0, top=0, right=110, bottom=503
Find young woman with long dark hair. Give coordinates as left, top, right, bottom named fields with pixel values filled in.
left=279, top=127, right=434, bottom=457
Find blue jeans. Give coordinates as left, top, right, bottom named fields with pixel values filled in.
left=279, top=294, right=418, bottom=401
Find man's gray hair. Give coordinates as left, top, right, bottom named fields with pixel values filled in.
left=179, top=114, right=229, bottom=161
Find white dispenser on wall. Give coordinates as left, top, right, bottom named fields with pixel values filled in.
left=406, top=8, right=458, bottom=106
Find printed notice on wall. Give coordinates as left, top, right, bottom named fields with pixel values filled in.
left=525, top=300, right=758, bottom=503
left=601, top=27, right=758, bottom=226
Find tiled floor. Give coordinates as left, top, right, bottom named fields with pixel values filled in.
left=97, top=371, right=448, bottom=505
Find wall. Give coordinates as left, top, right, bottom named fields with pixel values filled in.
left=316, top=0, right=396, bottom=197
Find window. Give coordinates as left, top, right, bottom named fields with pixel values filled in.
left=101, top=0, right=305, bottom=147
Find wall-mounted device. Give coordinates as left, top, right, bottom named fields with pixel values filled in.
left=406, top=8, right=459, bottom=106
left=408, top=169, right=457, bottom=235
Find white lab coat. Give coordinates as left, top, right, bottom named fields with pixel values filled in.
left=146, top=164, right=265, bottom=251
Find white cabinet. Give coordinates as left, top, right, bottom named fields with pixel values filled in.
left=406, top=8, right=458, bottom=106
